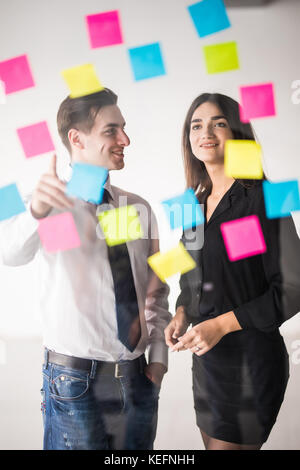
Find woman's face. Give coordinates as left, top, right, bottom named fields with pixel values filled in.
left=189, top=101, right=233, bottom=165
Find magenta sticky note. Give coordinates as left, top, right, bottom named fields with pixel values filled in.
left=38, top=212, right=81, bottom=253
left=86, top=10, right=123, bottom=48
left=239, top=83, right=276, bottom=122
left=0, top=54, right=35, bottom=94
left=220, top=215, right=266, bottom=261
left=17, top=121, right=55, bottom=158
left=238, top=103, right=249, bottom=124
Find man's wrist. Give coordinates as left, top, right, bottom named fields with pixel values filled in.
left=30, top=204, right=51, bottom=220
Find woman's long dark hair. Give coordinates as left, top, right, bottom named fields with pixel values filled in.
left=182, top=93, right=265, bottom=200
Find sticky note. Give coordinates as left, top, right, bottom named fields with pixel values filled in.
left=98, top=205, right=143, bottom=246
left=162, top=188, right=204, bottom=230
left=66, top=163, right=108, bottom=204
left=239, top=83, right=276, bottom=122
left=220, top=215, right=266, bottom=261
left=239, top=104, right=249, bottom=123
left=86, top=10, right=123, bottom=48
left=0, top=54, right=35, bottom=94
left=17, top=121, right=55, bottom=158
left=188, top=0, right=230, bottom=38
left=147, top=242, right=196, bottom=283
left=224, top=140, right=263, bottom=179
left=38, top=212, right=81, bottom=253
left=203, top=41, right=239, bottom=74
left=0, top=79, right=6, bottom=104
left=61, top=64, right=104, bottom=98
left=128, top=43, right=166, bottom=81
left=263, top=180, right=300, bottom=219
left=0, top=183, right=26, bottom=221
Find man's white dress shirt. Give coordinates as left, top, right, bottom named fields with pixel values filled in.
left=0, top=177, right=171, bottom=367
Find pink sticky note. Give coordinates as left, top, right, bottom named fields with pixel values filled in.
left=239, top=83, right=276, bottom=122
left=238, top=103, right=249, bottom=124
left=38, top=212, right=81, bottom=253
left=220, top=215, right=266, bottom=261
left=17, top=121, right=55, bottom=158
left=0, top=54, right=35, bottom=94
left=86, top=10, right=123, bottom=48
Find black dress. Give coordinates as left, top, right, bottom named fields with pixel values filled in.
left=176, top=180, right=300, bottom=445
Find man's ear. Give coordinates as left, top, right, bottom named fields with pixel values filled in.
left=68, top=128, right=85, bottom=151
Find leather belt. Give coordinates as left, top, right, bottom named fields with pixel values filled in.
left=45, top=349, right=146, bottom=378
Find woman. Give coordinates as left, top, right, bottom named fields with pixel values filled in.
left=165, top=93, right=299, bottom=450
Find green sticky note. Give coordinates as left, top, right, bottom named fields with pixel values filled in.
left=98, top=205, right=143, bottom=246
left=203, top=41, right=239, bottom=74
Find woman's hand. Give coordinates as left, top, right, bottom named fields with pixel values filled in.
left=164, top=306, right=190, bottom=348
left=171, top=311, right=242, bottom=356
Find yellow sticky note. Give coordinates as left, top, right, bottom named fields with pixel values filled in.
left=203, top=41, right=239, bottom=74
left=61, top=63, right=104, bottom=98
left=225, top=140, right=263, bottom=179
left=98, top=205, right=143, bottom=246
left=147, top=242, right=196, bottom=283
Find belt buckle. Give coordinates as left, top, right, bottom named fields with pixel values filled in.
left=115, top=363, right=123, bottom=378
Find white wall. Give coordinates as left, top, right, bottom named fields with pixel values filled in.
left=0, top=0, right=299, bottom=450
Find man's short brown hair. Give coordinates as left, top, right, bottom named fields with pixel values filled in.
left=57, top=88, right=118, bottom=154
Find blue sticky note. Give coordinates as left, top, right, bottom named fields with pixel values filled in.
left=188, top=0, right=231, bottom=38
left=128, top=43, right=166, bottom=81
left=263, top=180, right=300, bottom=219
left=0, top=183, right=26, bottom=221
left=162, top=188, right=204, bottom=230
left=66, top=163, right=108, bottom=204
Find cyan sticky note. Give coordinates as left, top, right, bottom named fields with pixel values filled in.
left=188, top=0, right=231, bottom=38
left=0, top=183, right=26, bottom=221
left=38, top=212, right=81, bottom=253
left=66, top=163, right=108, bottom=204
left=203, top=41, right=239, bottom=74
left=220, top=215, right=266, bottom=261
left=239, top=83, right=276, bottom=122
left=162, top=189, right=204, bottom=230
left=17, top=121, right=55, bottom=158
left=0, top=54, right=35, bottom=94
left=86, top=10, right=123, bottom=48
left=263, top=180, right=300, bottom=219
left=128, top=43, right=166, bottom=81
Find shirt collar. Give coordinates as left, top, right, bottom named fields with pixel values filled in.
left=103, top=174, right=115, bottom=201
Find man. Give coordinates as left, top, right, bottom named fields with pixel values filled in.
left=0, top=88, right=171, bottom=450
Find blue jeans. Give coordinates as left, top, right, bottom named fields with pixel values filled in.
left=40, top=353, right=160, bottom=450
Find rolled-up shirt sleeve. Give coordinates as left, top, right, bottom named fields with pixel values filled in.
left=144, top=208, right=171, bottom=369
left=0, top=196, right=41, bottom=266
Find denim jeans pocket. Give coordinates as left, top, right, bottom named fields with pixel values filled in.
left=49, top=366, right=90, bottom=401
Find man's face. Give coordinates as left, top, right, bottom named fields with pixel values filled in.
left=71, top=105, right=130, bottom=171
